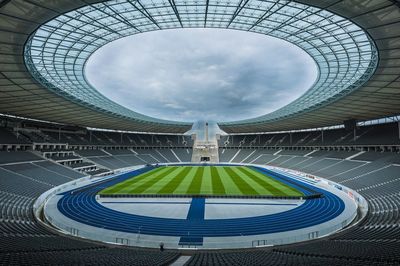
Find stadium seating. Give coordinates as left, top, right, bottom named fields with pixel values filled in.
left=0, top=244, right=179, bottom=266
left=218, top=148, right=239, bottom=162
left=104, top=149, right=135, bottom=155
left=0, top=127, right=30, bottom=144
left=48, top=153, right=80, bottom=161
left=135, top=149, right=165, bottom=162
left=185, top=248, right=388, bottom=265
left=0, top=157, right=179, bottom=266
left=157, top=149, right=180, bottom=162
left=218, top=123, right=400, bottom=148
left=230, top=149, right=256, bottom=163
left=1, top=119, right=400, bottom=265
left=1, top=163, right=76, bottom=186
left=76, top=149, right=108, bottom=157
left=172, top=148, right=192, bottom=162
left=0, top=151, right=43, bottom=164
left=33, top=161, right=84, bottom=179
left=90, top=156, right=131, bottom=170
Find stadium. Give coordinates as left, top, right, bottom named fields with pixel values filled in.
left=0, top=0, right=400, bottom=265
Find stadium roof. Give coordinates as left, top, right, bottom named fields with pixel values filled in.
left=0, top=0, right=399, bottom=133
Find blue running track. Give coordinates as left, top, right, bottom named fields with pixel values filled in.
left=179, top=198, right=205, bottom=245
left=56, top=165, right=345, bottom=245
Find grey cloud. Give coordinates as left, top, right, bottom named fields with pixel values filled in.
left=85, top=28, right=317, bottom=122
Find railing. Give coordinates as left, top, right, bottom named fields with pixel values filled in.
left=43, top=213, right=356, bottom=249
left=98, top=193, right=321, bottom=200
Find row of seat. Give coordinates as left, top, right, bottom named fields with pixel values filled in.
left=218, top=122, right=400, bottom=147
left=0, top=160, right=179, bottom=265
left=1, top=148, right=400, bottom=265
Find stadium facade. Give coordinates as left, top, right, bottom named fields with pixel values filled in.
left=0, top=0, right=400, bottom=265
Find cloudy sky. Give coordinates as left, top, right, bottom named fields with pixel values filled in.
left=86, top=28, right=317, bottom=123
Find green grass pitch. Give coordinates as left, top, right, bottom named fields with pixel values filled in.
left=99, top=166, right=304, bottom=197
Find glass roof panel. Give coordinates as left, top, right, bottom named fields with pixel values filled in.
left=24, top=0, right=378, bottom=126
